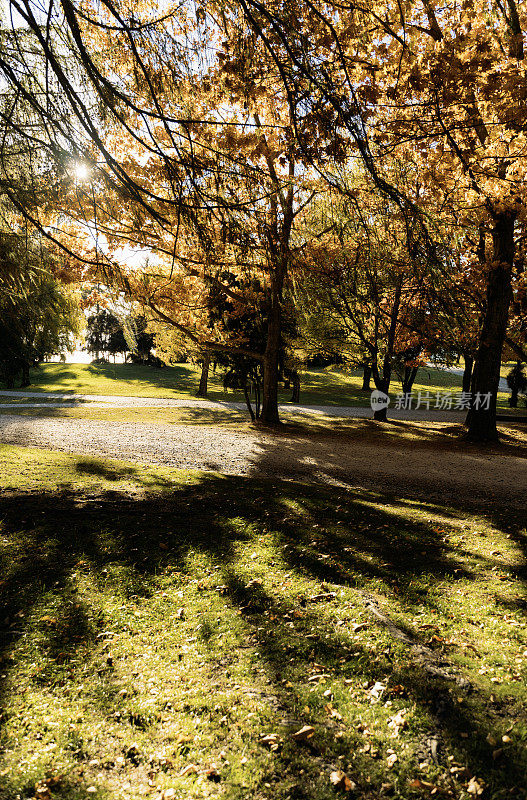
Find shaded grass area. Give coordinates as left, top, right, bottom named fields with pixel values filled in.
left=5, top=362, right=515, bottom=409
left=0, top=445, right=526, bottom=800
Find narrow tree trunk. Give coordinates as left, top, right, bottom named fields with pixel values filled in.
left=372, top=282, right=401, bottom=422
left=509, top=386, right=519, bottom=408
left=466, top=212, right=515, bottom=441
left=244, top=384, right=255, bottom=422
left=361, top=364, right=372, bottom=391
left=20, top=359, right=31, bottom=388
left=291, top=370, right=300, bottom=403
left=196, top=351, right=211, bottom=398
left=462, top=353, right=473, bottom=394
left=261, top=288, right=281, bottom=424
left=373, top=376, right=390, bottom=421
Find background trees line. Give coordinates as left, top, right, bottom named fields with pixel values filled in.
left=0, top=0, right=526, bottom=438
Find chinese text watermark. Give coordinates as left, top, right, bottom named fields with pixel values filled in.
left=370, top=391, right=492, bottom=411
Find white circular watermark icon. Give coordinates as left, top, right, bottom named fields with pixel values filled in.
left=370, top=390, right=390, bottom=411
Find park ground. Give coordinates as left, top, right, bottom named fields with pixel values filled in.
left=0, top=363, right=526, bottom=800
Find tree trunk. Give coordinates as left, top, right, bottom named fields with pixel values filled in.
left=361, top=364, right=372, bottom=391
left=509, top=386, right=519, bottom=408
left=20, top=359, right=31, bottom=388
left=401, top=366, right=419, bottom=395
left=261, top=288, right=281, bottom=424
left=373, top=373, right=391, bottom=422
left=372, top=282, right=401, bottom=421
left=196, top=351, right=211, bottom=398
left=466, top=212, right=515, bottom=441
left=462, top=353, right=474, bottom=394
left=291, top=370, right=300, bottom=403
left=244, top=384, right=255, bottom=422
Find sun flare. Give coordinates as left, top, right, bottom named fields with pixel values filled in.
left=74, top=163, right=89, bottom=180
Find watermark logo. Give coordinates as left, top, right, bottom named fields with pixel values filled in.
left=382, top=390, right=492, bottom=411
left=370, top=389, right=390, bottom=411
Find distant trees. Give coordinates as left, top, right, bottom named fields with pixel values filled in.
left=0, top=234, right=82, bottom=387
left=84, top=311, right=157, bottom=365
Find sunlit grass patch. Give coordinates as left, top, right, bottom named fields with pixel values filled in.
left=0, top=446, right=525, bottom=799
left=3, top=361, right=517, bottom=409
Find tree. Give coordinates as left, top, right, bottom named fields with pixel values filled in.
left=506, top=362, right=527, bottom=408
left=0, top=233, right=82, bottom=386
left=85, top=309, right=118, bottom=362
left=295, top=182, right=444, bottom=420
left=235, top=0, right=527, bottom=439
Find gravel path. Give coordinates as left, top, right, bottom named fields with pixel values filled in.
left=0, top=390, right=467, bottom=421
left=2, top=413, right=526, bottom=509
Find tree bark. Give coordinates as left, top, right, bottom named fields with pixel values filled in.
left=462, top=353, right=473, bottom=394
left=371, top=282, right=401, bottom=422
left=261, top=286, right=281, bottom=424
left=361, top=364, right=372, bottom=391
left=291, top=370, right=300, bottom=403
left=244, top=384, right=255, bottom=421
left=196, top=351, right=211, bottom=397
left=466, top=212, right=515, bottom=441
left=401, top=366, right=419, bottom=395
left=373, top=377, right=390, bottom=421
left=20, top=359, right=31, bottom=388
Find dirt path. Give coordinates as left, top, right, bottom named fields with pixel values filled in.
left=2, top=413, right=526, bottom=509
left=0, top=389, right=472, bottom=421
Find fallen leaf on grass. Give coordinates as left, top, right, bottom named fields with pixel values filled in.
left=35, top=777, right=62, bottom=800
left=369, top=681, right=386, bottom=701
left=292, top=725, right=315, bottom=741
left=324, top=703, right=343, bottom=721
left=260, top=733, right=282, bottom=751
left=467, top=777, right=485, bottom=796
left=352, top=622, right=368, bottom=633
left=386, top=684, right=407, bottom=697
left=329, top=770, right=356, bottom=792
left=178, top=764, right=198, bottom=777
left=426, top=635, right=445, bottom=646
left=308, top=592, right=337, bottom=602
left=386, top=752, right=398, bottom=768
left=388, top=710, right=407, bottom=735
left=408, top=778, right=444, bottom=792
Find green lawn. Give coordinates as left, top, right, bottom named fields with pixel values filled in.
left=0, top=362, right=517, bottom=409
left=0, top=445, right=526, bottom=800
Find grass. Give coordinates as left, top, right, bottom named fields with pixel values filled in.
left=0, top=362, right=519, bottom=413
left=0, top=445, right=526, bottom=800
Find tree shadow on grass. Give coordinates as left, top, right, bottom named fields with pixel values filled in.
left=246, top=421, right=527, bottom=511
left=0, top=473, right=525, bottom=798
